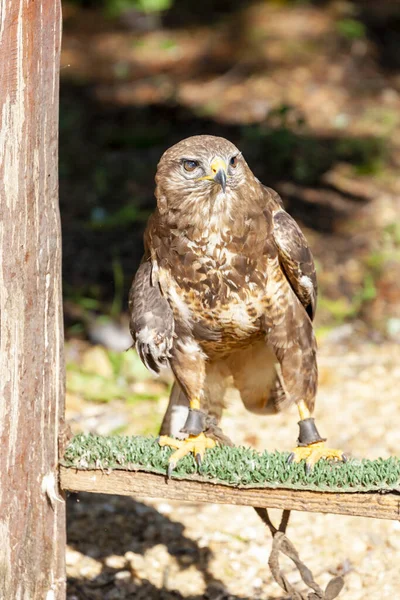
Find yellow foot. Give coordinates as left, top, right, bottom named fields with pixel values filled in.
left=159, top=432, right=216, bottom=476
left=288, top=442, right=347, bottom=471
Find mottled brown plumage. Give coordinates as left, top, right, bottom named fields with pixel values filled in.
left=129, top=135, right=343, bottom=469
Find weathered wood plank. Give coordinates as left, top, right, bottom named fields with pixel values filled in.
left=0, top=1, right=65, bottom=598
left=60, top=467, right=400, bottom=521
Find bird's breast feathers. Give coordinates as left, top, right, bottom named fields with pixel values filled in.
left=155, top=227, right=271, bottom=346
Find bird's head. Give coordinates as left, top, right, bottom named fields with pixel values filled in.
left=155, top=135, right=252, bottom=218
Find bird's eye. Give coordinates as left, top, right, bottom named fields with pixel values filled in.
left=183, top=159, right=199, bottom=172
left=230, top=155, right=238, bottom=168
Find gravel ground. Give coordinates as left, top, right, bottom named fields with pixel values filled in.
left=66, top=337, right=400, bottom=599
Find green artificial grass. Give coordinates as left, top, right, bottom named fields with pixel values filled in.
left=63, top=434, right=400, bottom=494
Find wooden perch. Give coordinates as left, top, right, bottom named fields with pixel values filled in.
left=60, top=466, right=400, bottom=521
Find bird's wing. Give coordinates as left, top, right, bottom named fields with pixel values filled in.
left=128, top=258, right=175, bottom=374
left=271, top=205, right=317, bottom=321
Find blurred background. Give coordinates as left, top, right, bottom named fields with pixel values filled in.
left=61, top=1, right=400, bottom=599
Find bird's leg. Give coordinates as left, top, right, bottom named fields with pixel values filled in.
left=272, top=342, right=346, bottom=469
left=159, top=397, right=217, bottom=475
left=158, top=344, right=218, bottom=475
left=288, top=400, right=347, bottom=469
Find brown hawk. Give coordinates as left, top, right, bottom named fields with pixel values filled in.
left=129, top=135, right=345, bottom=473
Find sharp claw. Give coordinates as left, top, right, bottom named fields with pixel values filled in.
left=287, top=452, right=295, bottom=464
left=160, top=433, right=216, bottom=476
left=306, top=461, right=313, bottom=474
left=167, top=462, right=175, bottom=478
left=342, top=453, right=348, bottom=463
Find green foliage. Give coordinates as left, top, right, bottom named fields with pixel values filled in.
left=336, top=137, right=386, bottom=176
left=88, top=204, right=149, bottom=230
left=158, top=38, right=178, bottom=51
left=384, top=222, right=400, bottom=247
left=319, top=220, right=400, bottom=325
left=67, top=369, right=132, bottom=402
left=318, top=274, right=378, bottom=325
left=63, top=433, right=400, bottom=493
left=69, top=0, right=173, bottom=17
left=336, top=18, right=366, bottom=41
left=105, top=0, right=172, bottom=17
left=66, top=345, right=161, bottom=403
left=108, top=346, right=156, bottom=382
left=243, top=108, right=386, bottom=186
left=318, top=296, right=358, bottom=323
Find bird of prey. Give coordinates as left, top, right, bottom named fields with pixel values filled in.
left=129, top=135, right=345, bottom=473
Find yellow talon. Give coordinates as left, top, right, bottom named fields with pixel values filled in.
left=159, top=432, right=216, bottom=475
left=289, top=441, right=347, bottom=470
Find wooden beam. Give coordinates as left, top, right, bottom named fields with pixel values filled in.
left=0, top=1, right=65, bottom=598
left=60, top=467, right=400, bottom=521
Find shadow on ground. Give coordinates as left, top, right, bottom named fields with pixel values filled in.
left=67, top=492, right=285, bottom=600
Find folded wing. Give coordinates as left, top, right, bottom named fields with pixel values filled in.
left=272, top=209, right=317, bottom=321
left=129, top=260, right=175, bottom=374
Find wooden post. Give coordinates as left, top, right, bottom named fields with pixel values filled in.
left=0, top=1, right=65, bottom=598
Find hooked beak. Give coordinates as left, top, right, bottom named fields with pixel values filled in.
left=198, top=157, right=228, bottom=192
left=213, top=168, right=227, bottom=192
left=210, top=157, right=227, bottom=192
